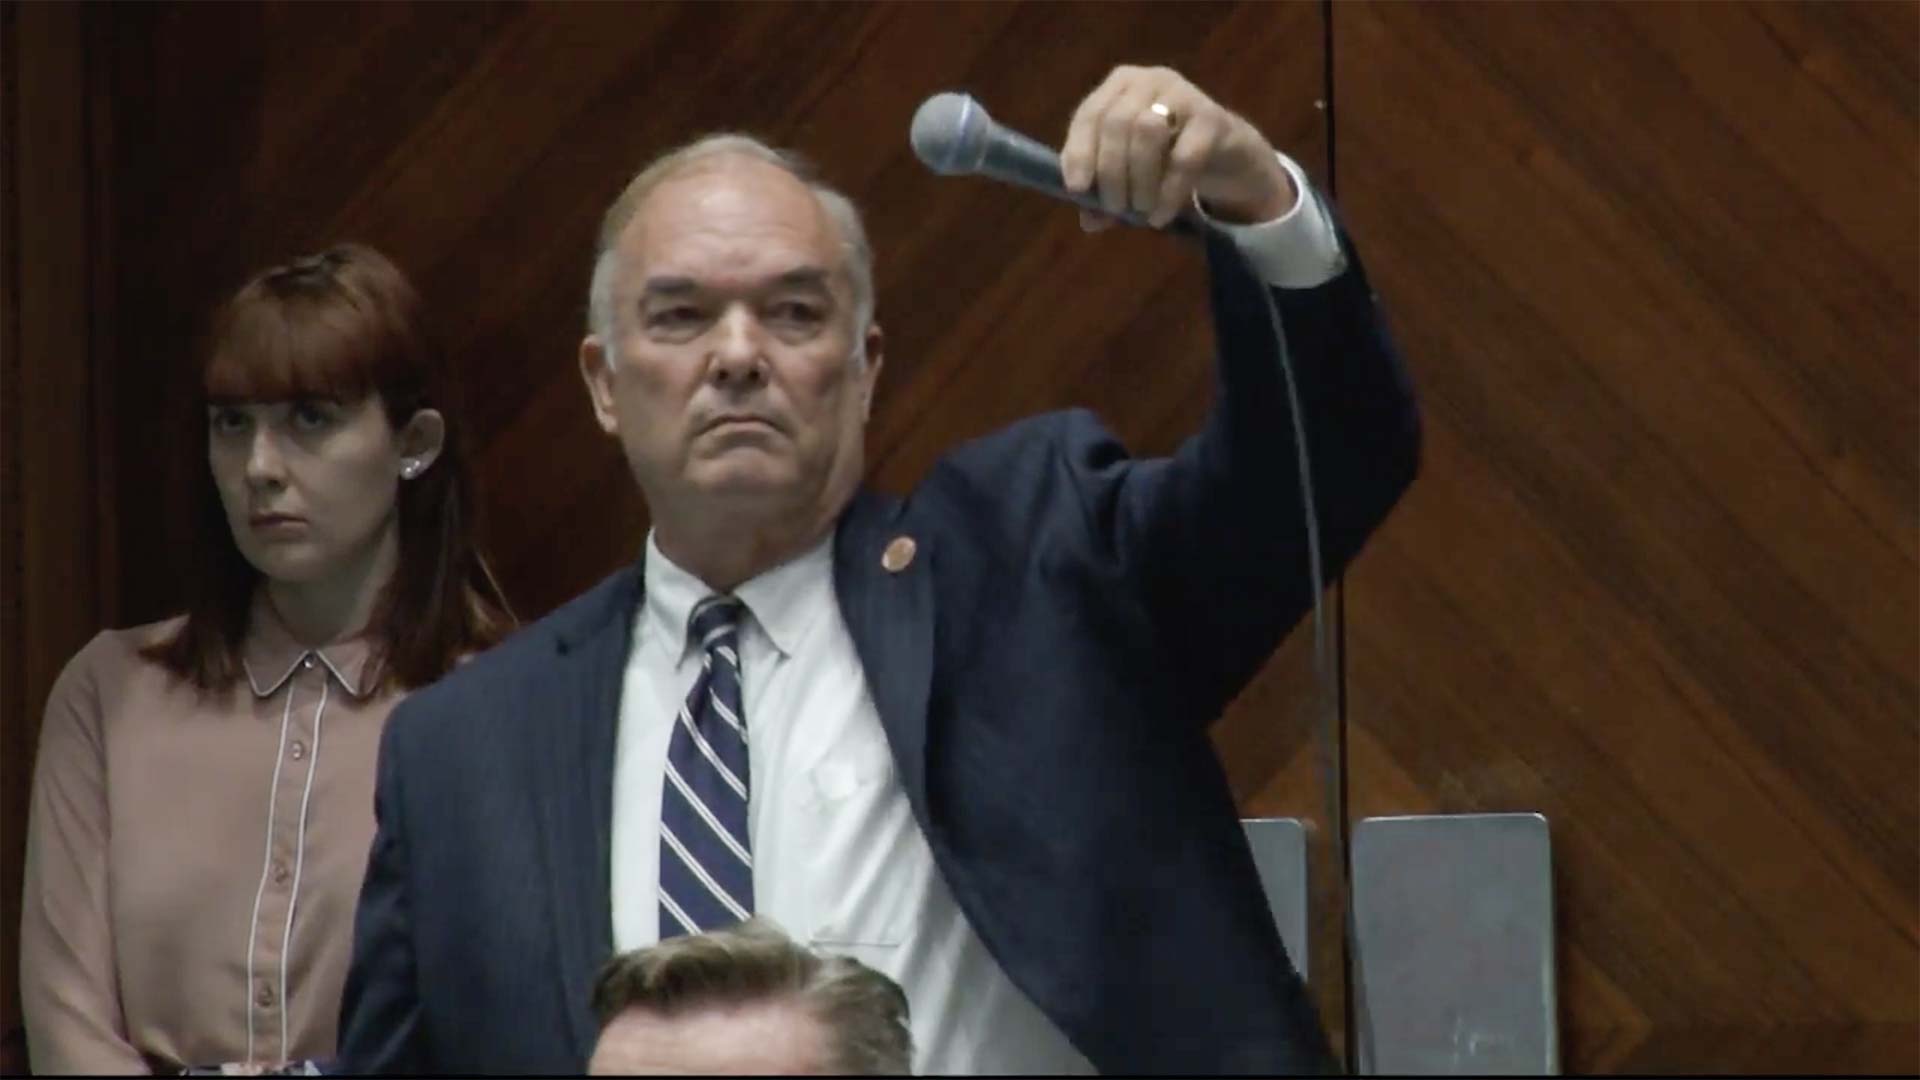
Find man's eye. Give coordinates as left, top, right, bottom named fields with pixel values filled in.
left=769, top=301, right=823, bottom=324
left=649, top=307, right=703, bottom=328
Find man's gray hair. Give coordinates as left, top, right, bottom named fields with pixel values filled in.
left=587, top=134, right=875, bottom=346
left=590, top=918, right=913, bottom=1074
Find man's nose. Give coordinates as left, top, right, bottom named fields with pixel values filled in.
left=709, top=308, right=768, bottom=390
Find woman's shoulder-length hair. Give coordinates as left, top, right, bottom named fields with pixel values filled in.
left=146, top=242, right=515, bottom=692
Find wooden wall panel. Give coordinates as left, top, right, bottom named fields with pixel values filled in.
left=2, top=3, right=117, bottom=1072
left=1336, top=1, right=1919, bottom=1072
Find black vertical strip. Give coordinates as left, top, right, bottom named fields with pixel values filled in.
left=80, top=3, right=105, bottom=633
left=1321, top=0, right=1362, bottom=1072
left=0, top=6, right=24, bottom=1065
left=104, top=4, right=168, bottom=626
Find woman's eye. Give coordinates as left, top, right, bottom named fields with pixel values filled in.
left=291, top=401, right=339, bottom=431
left=208, top=409, right=249, bottom=436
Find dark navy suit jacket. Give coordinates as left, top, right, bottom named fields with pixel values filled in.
left=336, top=228, right=1419, bottom=1074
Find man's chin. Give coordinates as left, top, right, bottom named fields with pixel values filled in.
left=687, top=466, right=802, bottom=503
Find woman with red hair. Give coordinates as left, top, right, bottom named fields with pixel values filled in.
left=21, top=244, right=514, bottom=1074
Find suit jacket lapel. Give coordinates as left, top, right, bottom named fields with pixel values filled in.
left=834, top=489, right=935, bottom=815
left=533, top=565, right=638, bottom=1065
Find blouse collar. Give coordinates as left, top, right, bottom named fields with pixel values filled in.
left=240, top=591, right=385, bottom=699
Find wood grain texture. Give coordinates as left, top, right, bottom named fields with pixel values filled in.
left=1335, top=1, right=1919, bottom=1072
left=2, top=4, right=118, bottom=1072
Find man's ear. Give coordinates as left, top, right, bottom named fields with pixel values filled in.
left=397, top=408, right=446, bottom=478
left=859, top=322, right=885, bottom=421
left=580, top=335, right=620, bottom=436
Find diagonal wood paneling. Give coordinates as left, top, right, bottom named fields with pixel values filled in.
left=1336, top=1, right=1919, bottom=1072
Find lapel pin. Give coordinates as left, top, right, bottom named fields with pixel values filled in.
left=882, top=535, right=917, bottom=573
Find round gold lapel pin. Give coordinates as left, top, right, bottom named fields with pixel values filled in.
left=882, top=535, right=917, bottom=573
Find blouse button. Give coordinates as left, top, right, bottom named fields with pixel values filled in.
left=272, top=860, right=291, bottom=885
left=256, top=983, right=276, bottom=1008
left=290, top=740, right=307, bottom=761
left=301, top=655, right=315, bottom=671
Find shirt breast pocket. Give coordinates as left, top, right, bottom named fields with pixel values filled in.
left=801, top=734, right=920, bottom=949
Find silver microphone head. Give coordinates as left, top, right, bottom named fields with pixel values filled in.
left=910, top=92, right=991, bottom=176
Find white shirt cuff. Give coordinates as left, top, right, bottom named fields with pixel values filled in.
left=1196, top=152, right=1347, bottom=289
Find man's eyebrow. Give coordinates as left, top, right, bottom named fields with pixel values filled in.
left=639, top=276, right=700, bottom=297
left=772, top=267, right=832, bottom=291
left=638, top=267, right=833, bottom=299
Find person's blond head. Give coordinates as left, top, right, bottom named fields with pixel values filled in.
left=589, top=919, right=912, bottom=1075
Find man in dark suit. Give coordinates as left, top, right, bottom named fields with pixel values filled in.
left=338, top=64, right=1418, bottom=1074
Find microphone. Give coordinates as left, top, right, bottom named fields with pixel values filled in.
left=909, top=91, right=1204, bottom=237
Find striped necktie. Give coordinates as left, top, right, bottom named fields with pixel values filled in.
left=658, top=595, right=753, bottom=938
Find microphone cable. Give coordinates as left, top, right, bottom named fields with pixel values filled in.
left=1231, top=217, right=1375, bottom=1075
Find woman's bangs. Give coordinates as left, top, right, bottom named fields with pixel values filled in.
left=203, top=296, right=387, bottom=404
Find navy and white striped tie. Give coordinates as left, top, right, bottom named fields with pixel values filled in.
left=658, top=595, right=753, bottom=938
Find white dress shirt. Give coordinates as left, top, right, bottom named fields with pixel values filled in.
left=610, top=152, right=1345, bottom=1074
